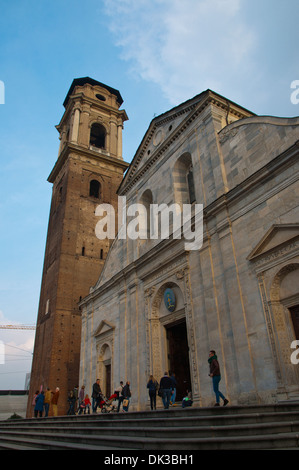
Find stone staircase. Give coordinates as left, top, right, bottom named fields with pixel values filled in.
left=0, top=402, right=299, bottom=450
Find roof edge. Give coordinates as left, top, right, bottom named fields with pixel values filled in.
left=63, top=77, right=124, bottom=108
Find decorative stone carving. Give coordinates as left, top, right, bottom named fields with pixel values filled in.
left=249, top=225, right=299, bottom=395
left=144, top=264, right=200, bottom=403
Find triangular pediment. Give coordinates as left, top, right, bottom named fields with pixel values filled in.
left=247, top=224, right=299, bottom=260
left=118, top=88, right=253, bottom=195
left=118, top=91, right=208, bottom=193
left=93, top=319, right=115, bottom=337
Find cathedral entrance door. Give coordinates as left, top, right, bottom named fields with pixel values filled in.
left=166, top=320, right=191, bottom=401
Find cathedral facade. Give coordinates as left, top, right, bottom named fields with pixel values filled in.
left=79, top=88, right=299, bottom=410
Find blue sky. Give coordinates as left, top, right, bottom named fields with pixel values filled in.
left=0, top=0, right=299, bottom=389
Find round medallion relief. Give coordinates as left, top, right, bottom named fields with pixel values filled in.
left=153, top=129, right=163, bottom=146
left=164, top=288, right=176, bottom=312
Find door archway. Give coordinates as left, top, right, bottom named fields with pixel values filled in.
left=149, top=282, right=192, bottom=401
left=98, top=343, right=112, bottom=398
left=165, top=318, right=191, bottom=400
left=269, top=263, right=299, bottom=392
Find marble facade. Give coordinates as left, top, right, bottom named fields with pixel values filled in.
left=79, top=90, right=299, bottom=410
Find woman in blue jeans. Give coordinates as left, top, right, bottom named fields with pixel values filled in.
left=208, top=350, right=229, bottom=406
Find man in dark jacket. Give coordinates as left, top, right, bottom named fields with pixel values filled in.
left=122, top=381, right=131, bottom=412
left=159, top=372, right=174, bottom=409
left=92, top=379, right=102, bottom=413
left=208, top=350, right=229, bottom=406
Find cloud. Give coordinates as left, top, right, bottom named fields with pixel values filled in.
left=103, top=0, right=257, bottom=105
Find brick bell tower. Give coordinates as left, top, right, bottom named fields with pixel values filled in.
left=27, top=78, right=129, bottom=416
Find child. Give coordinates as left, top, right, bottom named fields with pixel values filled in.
left=182, top=390, right=193, bottom=408
left=84, top=394, right=91, bottom=414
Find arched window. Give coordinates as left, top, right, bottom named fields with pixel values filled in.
left=89, top=180, right=101, bottom=199
left=187, top=166, right=196, bottom=204
left=173, top=153, right=196, bottom=206
left=90, top=123, right=106, bottom=149
left=139, top=189, right=153, bottom=239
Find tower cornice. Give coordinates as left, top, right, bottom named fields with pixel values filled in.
left=48, top=142, right=129, bottom=183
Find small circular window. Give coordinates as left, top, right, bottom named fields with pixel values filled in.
left=96, top=94, right=106, bottom=102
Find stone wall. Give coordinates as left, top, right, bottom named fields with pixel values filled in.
left=0, top=392, right=28, bottom=421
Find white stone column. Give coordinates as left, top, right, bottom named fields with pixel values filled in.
left=58, top=130, right=66, bottom=155
left=117, top=123, right=123, bottom=159
left=110, top=119, right=117, bottom=156
left=70, top=107, right=80, bottom=143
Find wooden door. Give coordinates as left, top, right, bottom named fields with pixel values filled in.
left=166, top=320, right=191, bottom=401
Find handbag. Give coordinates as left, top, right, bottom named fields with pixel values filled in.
left=158, top=388, right=163, bottom=397
left=123, top=399, right=129, bottom=407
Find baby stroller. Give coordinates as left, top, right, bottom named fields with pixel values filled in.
left=99, top=393, right=118, bottom=413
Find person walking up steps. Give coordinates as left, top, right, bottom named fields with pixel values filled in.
left=147, top=375, right=158, bottom=410
left=208, top=350, right=229, bottom=407
left=159, top=372, right=174, bottom=410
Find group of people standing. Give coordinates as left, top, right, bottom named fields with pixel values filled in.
left=32, top=387, right=60, bottom=418
left=32, top=350, right=228, bottom=417
left=147, top=372, right=182, bottom=410
left=67, top=385, right=92, bottom=415
left=146, top=350, right=229, bottom=410
left=91, top=379, right=132, bottom=413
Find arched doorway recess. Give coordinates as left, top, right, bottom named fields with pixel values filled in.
left=145, top=274, right=199, bottom=404
left=269, top=263, right=299, bottom=392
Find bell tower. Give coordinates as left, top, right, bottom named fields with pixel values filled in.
left=27, top=78, right=129, bottom=416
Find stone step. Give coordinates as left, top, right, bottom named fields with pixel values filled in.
left=0, top=428, right=299, bottom=450
left=2, top=419, right=299, bottom=439
left=0, top=440, right=44, bottom=451
left=0, top=403, right=299, bottom=450
left=0, top=433, right=128, bottom=451
left=76, top=402, right=299, bottom=419
left=2, top=410, right=298, bottom=430
left=2, top=402, right=299, bottom=427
